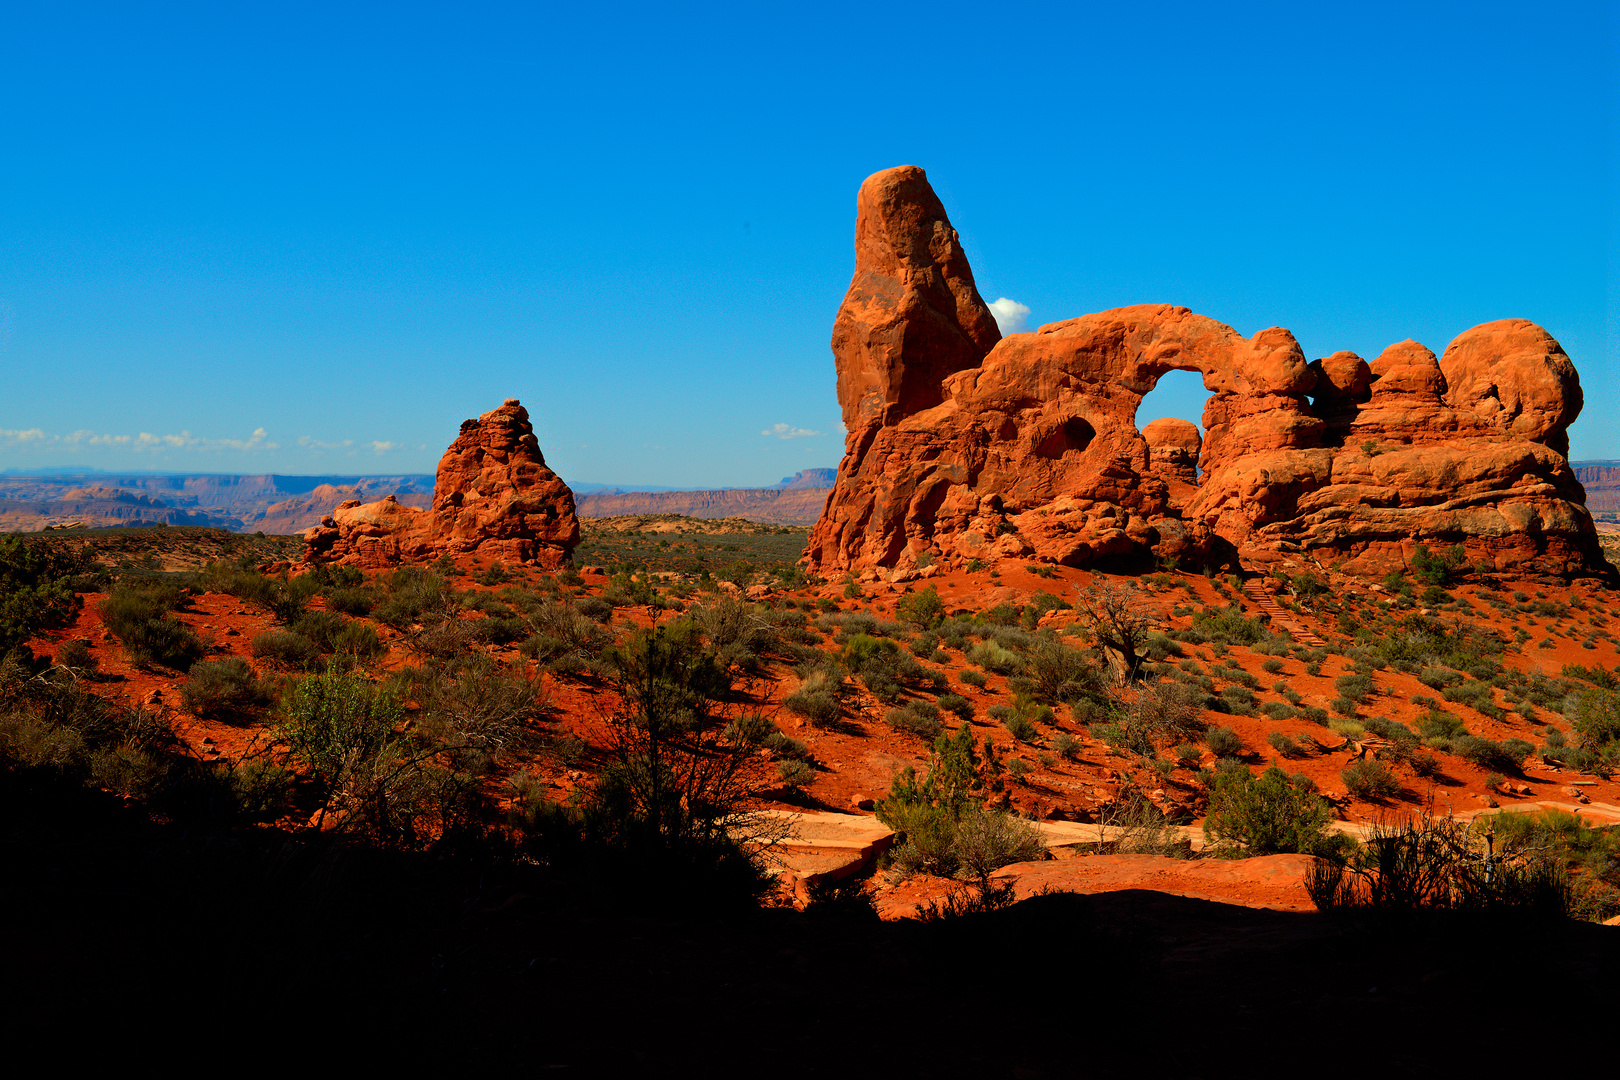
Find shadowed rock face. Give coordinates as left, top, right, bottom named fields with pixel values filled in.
left=806, top=168, right=1603, bottom=581
left=303, top=400, right=578, bottom=569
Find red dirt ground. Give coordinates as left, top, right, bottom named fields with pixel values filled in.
left=29, top=546, right=1620, bottom=915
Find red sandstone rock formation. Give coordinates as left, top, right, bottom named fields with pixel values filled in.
left=1143, top=418, right=1201, bottom=490
left=832, top=165, right=1002, bottom=431
left=303, top=399, right=578, bottom=569
left=805, top=167, right=1605, bottom=582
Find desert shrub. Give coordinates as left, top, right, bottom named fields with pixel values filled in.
left=1417, top=664, right=1462, bottom=690
left=0, top=535, right=82, bottom=660
left=1205, top=764, right=1342, bottom=856
left=1417, top=708, right=1469, bottom=741
left=279, top=670, right=405, bottom=791
left=1205, top=725, right=1243, bottom=757
left=1003, top=709, right=1039, bottom=744
left=1410, top=543, right=1469, bottom=587
left=896, top=585, right=945, bottom=629
left=1025, top=635, right=1102, bottom=703
left=1342, top=758, right=1401, bottom=800
left=1134, top=679, right=1207, bottom=743
left=1261, top=658, right=1284, bottom=674
left=935, top=692, right=974, bottom=723
left=251, top=630, right=321, bottom=670
left=1175, top=743, right=1202, bottom=769
left=1438, top=679, right=1500, bottom=720
left=1363, top=716, right=1415, bottom=742
left=373, top=568, right=460, bottom=629
left=1220, top=684, right=1258, bottom=712
left=1267, top=730, right=1302, bottom=758
left=98, top=588, right=204, bottom=670
left=953, top=802, right=1044, bottom=879
left=841, top=633, right=934, bottom=704
left=777, top=758, right=817, bottom=788
left=783, top=670, right=843, bottom=728
left=1453, top=735, right=1534, bottom=773
left=1564, top=686, right=1620, bottom=756
left=1259, top=701, right=1296, bottom=722
left=722, top=713, right=776, bottom=746
left=325, top=585, right=377, bottom=617
left=1330, top=696, right=1361, bottom=718
left=966, top=638, right=1024, bottom=676
left=1307, top=810, right=1568, bottom=918
left=880, top=724, right=1044, bottom=882
left=55, top=639, right=97, bottom=674
left=290, top=609, right=351, bottom=652
left=959, top=668, right=987, bottom=689
left=1334, top=673, right=1374, bottom=703
left=887, top=701, right=944, bottom=741
left=1191, top=605, right=1267, bottom=646
left=181, top=657, right=269, bottom=719
left=1053, top=731, right=1082, bottom=760
left=690, top=594, right=781, bottom=671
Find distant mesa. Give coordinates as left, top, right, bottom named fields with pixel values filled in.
left=807, top=164, right=1606, bottom=582
left=776, top=468, right=836, bottom=490
left=0, top=472, right=433, bottom=533
left=302, top=399, right=579, bottom=569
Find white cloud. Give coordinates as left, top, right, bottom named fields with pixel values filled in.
left=297, top=435, right=355, bottom=450
left=370, top=441, right=398, bottom=454
left=989, top=297, right=1032, bottom=334
left=761, top=422, right=825, bottom=440
left=1, top=424, right=278, bottom=454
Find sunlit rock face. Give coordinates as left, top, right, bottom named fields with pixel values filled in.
left=806, top=167, right=1602, bottom=582
left=303, top=399, right=578, bottom=570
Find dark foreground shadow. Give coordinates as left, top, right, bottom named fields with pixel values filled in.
left=3, top=764, right=1612, bottom=1077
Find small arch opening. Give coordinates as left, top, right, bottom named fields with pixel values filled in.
left=1135, top=369, right=1210, bottom=483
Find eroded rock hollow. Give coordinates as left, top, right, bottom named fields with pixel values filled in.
left=806, top=166, right=1603, bottom=581
left=303, top=399, right=579, bottom=569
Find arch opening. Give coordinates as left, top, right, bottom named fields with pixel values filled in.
left=1134, top=369, right=1210, bottom=484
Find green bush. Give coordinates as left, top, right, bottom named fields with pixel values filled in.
left=777, top=758, right=817, bottom=787
left=1342, top=758, right=1401, bottom=800
left=936, top=692, right=974, bottom=722
left=966, top=638, right=1024, bottom=676
left=181, top=657, right=269, bottom=719
left=1205, top=725, right=1243, bottom=757
left=1191, top=605, right=1267, bottom=646
left=55, top=639, right=97, bottom=674
left=98, top=588, right=203, bottom=670
left=1444, top=679, right=1504, bottom=719
left=896, top=585, right=944, bottom=629
left=783, top=669, right=843, bottom=728
left=1334, top=672, right=1374, bottom=703
left=325, top=586, right=377, bottom=617
left=373, top=568, right=460, bottom=629
left=1267, top=730, right=1302, bottom=757
left=251, top=630, right=321, bottom=670
left=1453, top=735, right=1534, bottom=773
left=959, top=668, right=987, bottom=689
left=878, top=724, right=1043, bottom=881
left=1205, top=764, right=1341, bottom=856
left=887, top=701, right=944, bottom=740
left=0, top=535, right=82, bottom=660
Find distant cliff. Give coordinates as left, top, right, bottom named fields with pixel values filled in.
left=574, top=486, right=829, bottom=525
left=0, top=473, right=433, bottom=533
left=1576, top=463, right=1620, bottom=511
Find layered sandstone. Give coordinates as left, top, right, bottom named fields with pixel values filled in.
left=805, top=167, right=1605, bottom=581
left=302, top=399, right=578, bottom=569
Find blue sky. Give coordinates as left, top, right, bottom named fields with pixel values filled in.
left=1, top=1, right=1614, bottom=486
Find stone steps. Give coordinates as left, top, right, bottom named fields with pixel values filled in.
left=1241, top=578, right=1328, bottom=647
